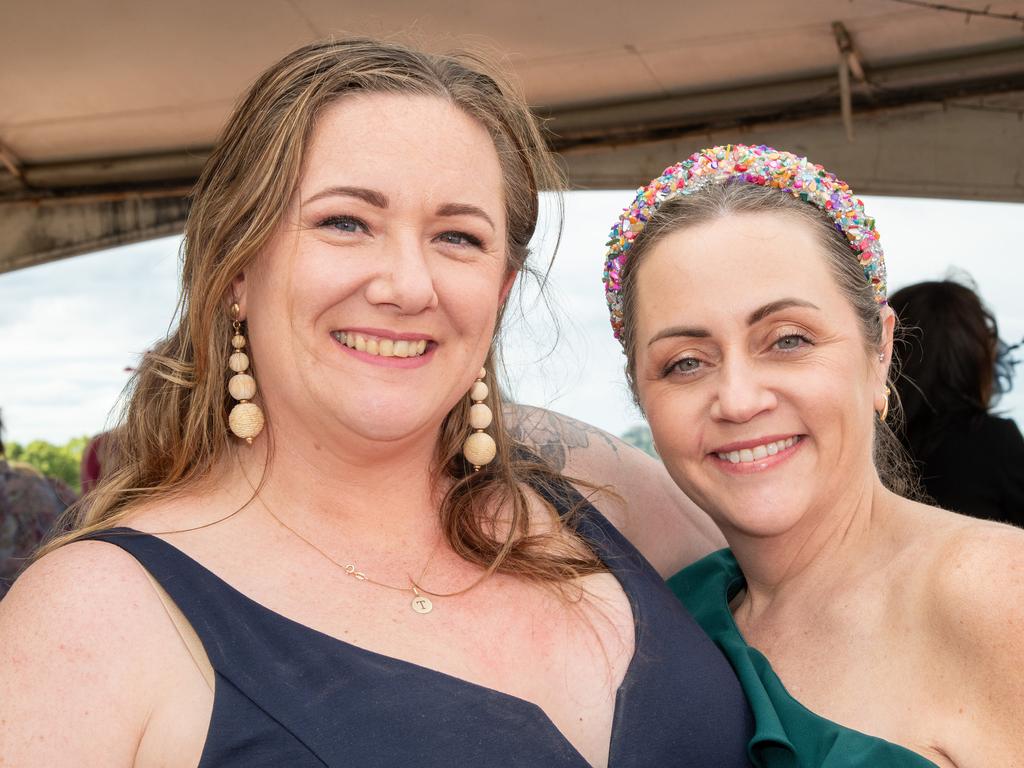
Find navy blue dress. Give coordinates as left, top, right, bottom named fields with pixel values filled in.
left=84, top=481, right=752, bottom=766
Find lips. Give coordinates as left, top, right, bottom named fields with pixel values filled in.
left=330, top=331, right=430, bottom=358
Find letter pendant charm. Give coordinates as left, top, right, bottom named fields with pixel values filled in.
left=411, top=587, right=433, bottom=615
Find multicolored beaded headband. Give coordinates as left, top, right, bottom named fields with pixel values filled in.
left=602, top=143, right=886, bottom=346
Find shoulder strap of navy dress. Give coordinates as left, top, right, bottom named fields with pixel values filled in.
left=524, top=462, right=661, bottom=580
left=78, top=527, right=279, bottom=673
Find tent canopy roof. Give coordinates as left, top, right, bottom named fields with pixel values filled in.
left=2, top=0, right=1023, bottom=272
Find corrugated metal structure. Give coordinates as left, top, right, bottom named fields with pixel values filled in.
left=2, top=0, right=1022, bottom=273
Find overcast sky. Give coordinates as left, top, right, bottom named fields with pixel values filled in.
left=1, top=191, right=1021, bottom=445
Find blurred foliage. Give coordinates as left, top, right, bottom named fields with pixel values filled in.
left=5, top=436, right=88, bottom=494
left=619, top=423, right=658, bottom=459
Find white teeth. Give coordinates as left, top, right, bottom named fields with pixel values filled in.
left=717, top=436, right=800, bottom=464
left=332, top=331, right=429, bottom=359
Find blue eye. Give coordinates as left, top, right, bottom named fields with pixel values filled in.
left=437, top=231, right=483, bottom=247
left=774, top=334, right=810, bottom=351
left=318, top=215, right=366, bottom=234
left=666, top=357, right=702, bottom=377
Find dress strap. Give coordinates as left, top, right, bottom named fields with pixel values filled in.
left=525, top=467, right=661, bottom=579
left=77, top=527, right=264, bottom=673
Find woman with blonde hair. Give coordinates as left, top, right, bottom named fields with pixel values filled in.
left=0, top=41, right=752, bottom=766
left=605, top=144, right=1024, bottom=766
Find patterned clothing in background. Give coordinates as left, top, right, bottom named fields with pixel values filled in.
left=0, top=459, right=74, bottom=599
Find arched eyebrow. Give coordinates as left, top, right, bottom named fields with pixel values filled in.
left=303, top=186, right=388, bottom=208
left=436, top=202, right=495, bottom=232
left=647, top=298, right=820, bottom=347
left=746, top=298, right=819, bottom=326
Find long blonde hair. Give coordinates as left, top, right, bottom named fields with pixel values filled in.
left=43, top=38, right=603, bottom=583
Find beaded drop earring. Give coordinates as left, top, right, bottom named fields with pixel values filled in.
left=462, top=367, right=496, bottom=471
left=227, top=303, right=265, bottom=444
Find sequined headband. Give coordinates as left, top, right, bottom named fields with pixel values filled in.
left=602, top=143, right=886, bottom=346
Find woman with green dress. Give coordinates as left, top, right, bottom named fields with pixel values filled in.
left=602, top=144, right=1024, bottom=766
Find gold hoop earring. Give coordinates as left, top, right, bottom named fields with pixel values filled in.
left=227, top=303, right=265, bottom=444
left=462, top=367, right=496, bottom=471
left=878, top=386, right=891, bottom=423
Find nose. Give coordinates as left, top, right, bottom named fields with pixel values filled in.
left=709, top=355, right=777, bottom=424
left=364, top=232, right=439, bottom=314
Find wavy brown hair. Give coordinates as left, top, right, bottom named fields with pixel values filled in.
left=42, top=38, right=604, bottom=584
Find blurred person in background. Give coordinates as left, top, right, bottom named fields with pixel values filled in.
left=889, top=278, right=1024, bottom=526
left=0, top=411, right=73, bottom=599
left=80, top=431, right=116, bottom=495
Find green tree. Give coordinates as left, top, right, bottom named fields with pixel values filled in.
left=6, top=436, right=89, bottom=493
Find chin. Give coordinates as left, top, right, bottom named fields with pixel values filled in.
left=717, top=507, right=806, bottom=540
left=691, top=482, right=810, bottom=541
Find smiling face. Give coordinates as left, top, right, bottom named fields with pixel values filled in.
left=632, top=211, right=892, bottom=539
left=236, top=94, right=511, bottom=450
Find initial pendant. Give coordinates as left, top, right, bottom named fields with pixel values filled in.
left=411, top=587, right=433, bottom=614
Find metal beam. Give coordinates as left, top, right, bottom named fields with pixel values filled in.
left=543, top=41, right=1024, bottom=151
left=0, top=194, right=189, bottom=274
left=560, top=93, right=1024, bottom=200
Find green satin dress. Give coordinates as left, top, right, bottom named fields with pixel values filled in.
left=668, top=550, right=939, bottom=767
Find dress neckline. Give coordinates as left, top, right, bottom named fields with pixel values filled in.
left=677, top=549, right=940, bottom=767
left=99, top=502, right=643, bottom=767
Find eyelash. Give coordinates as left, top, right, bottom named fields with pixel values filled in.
left=317, top=215, right=366, bottom=234
left=437, top=231, right=483, bottom=248
left=315, top=216, right=483, bottom=249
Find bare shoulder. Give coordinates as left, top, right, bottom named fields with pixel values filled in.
left=913, top=510, right=1024, bottom=752
left=504, top=403, right=724, bottom=576
left=920, top=513, right=1024, bottom=637
left=0, top=539, right=177, bottom=765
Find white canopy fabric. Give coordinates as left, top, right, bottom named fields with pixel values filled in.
left=2, top=0, right=1023, bottom=272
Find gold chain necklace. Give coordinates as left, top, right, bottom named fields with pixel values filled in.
left=255, top=496, right=440, bottom=615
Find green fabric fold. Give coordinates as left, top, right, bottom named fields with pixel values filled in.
left=669, top=550, right=938, bottom=768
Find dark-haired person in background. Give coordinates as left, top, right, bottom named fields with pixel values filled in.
left=890, top=278, right=1024, bottom=526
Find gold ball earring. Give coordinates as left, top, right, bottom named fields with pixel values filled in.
left=462, top=367, right=496, bottom=471
left=227, top=303, right=265, bottom=444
